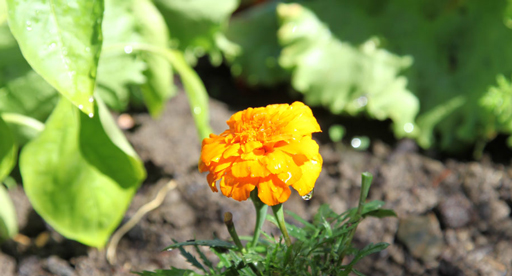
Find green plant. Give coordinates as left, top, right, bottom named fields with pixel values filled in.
left=135, top=172, right=395, bottom=276
left=0, top=0, right=213, bottom=246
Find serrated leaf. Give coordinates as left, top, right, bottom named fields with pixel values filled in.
left=98, top=0, right=174, bottom=116
left=154, top=0, right=239, bottom=65
left=6, top=0, right=103, bottom=115
left=19, top=97, right=144, bottom=247
left=172, top=239, right=206, bottom=272
left=225, top=1, right=289, bottom=86
left=0, top=184, right=17, bottom=241
left=277, top=3, right=419, bottom=138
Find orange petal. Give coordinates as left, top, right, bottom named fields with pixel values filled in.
left=231, top=160, right=268, bottom=178
left=261, top=150, right=302, bottom=184
left=292, top=153, right=323, bottom=196
left=206, top=173, right=219, bottom=192
left=220, top=174, right=257, bottom=201
left=257, top=175, right=291, bottom=206
left=279, top=102, right=321, bottom=135
left=222, top=143, right=241, bottom=159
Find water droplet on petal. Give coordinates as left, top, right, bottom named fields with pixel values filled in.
left=88, top=113, right=94, bottom=118
left=124, top=45, right=133, bottom=54
left=302, top=190, right=314, bottom=201
left=78, top=104, right=83, bottom=110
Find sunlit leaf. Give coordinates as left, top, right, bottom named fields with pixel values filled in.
left=277, top=3, right=419, bottom=138
left=0, top=23, right=58, bottom=123
left=6, top=0, right=104, bottom=115
left=20, top=97, right=145, bottom=247
left=154, top=0, right=239, bottom=65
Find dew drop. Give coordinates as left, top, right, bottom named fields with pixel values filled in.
left=49, top=43, right=56, bottom=50
left=88, top=113, right=94, bottom=118
left=85, top=47, right=91, bottom=52
left=302, top=190, right=314, bottom=201
left=404, top=123, right=414, bottom=133
left=88, top=96, right=94, bottom=103
left=78, top=104, right=83, bottom=110
left=124, top=45, right=133, bottom=54
left=357, top=96, right=368, bottom=107
left=26, top=20, right=31, bottom=26
left=26, top=27, right=32, bottom=31
left=193, top=107, right=201, bottom=114
left=351, top=138, right=362, bottom=148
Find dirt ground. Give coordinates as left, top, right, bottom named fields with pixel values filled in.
left=2, top=70, right=512, bottom=275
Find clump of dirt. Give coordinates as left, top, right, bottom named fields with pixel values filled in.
left=2, top=90, right=512, bottom=275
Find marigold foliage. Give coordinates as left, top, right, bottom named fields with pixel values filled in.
left=199, top=102, right=322, bottom=206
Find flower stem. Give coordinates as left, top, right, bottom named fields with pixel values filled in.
left=271, top=204, right=291, bottom=247
left=224, top=212, right=243, bottom=251
left=250, top=189, right=268, bottom=248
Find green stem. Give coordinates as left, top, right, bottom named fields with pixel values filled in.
left=249, top=189, right=268, bottom=248
left=271, top=204, right=291, bottom=247
left=102, top=43, right=213, bottom=140
left=1, top=113, right=45, bottom=132
left=224, top=212, right=243, bottom=251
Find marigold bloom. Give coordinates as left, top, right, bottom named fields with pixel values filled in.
left=199, top=102, right=323, bottom=206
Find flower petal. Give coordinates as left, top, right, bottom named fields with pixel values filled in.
left=292, top=153, right=323, bottom=196
left=277, top=135, right=319, bottom=160
left=279, top=102, right=321, bottom=136
left=261, top=150, right=302, bottom=185
left=257, top=175, right=291, bottom=206
left=220, top=174, right=257, bottom=201
left=231, top=160, right=269, bottom=178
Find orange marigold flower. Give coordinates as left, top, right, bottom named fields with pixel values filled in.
left=199, top=101, right=323, bottom=206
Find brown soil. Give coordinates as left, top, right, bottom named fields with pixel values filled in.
left=2, top=74, right=512, bottom=276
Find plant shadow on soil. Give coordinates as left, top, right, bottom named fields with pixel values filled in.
left=1, top=59, right=512, bottom=276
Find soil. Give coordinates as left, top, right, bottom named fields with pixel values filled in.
left=2, top=64, right=512, bottom=276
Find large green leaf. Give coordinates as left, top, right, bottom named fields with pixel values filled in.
left=154, top=0, right=239, bottom=65
left=0, top=184, right=17, bottom=241
left=6, top=0, right=104, bottom=116
left=277, top=3, right=419, bottom=137
left=19, top=97, right=145, bottom=247
left=0, top=116, right=16, bottom=182
left=225, top=2, right=290, bottom=86
left=97, top=0, right=174, bottom=116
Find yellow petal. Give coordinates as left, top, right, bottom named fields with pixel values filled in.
left=292, top=153, right=323, bottom=196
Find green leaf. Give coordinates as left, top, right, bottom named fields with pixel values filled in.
left=277, top=3, right=419, bottom=138
left=0, top=184, right=17, bottom=241
left=98, top=0, right=174, bottom=116
left=0, top=116, right=16, bottom=182
left=6, top=0, right=104, bottom=116
left=172, top=240, right=206, bottom=272
left=363, top=209, right=397, bottom=219
left=0, top=22, right=58, bottom=123
left=19, top=97, right=145, bottom=247
left=154, top=0, right=239, bottom=65
left=163, top=239, right=237, bottom=251
left=225, top=2, right=290, bottom=86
